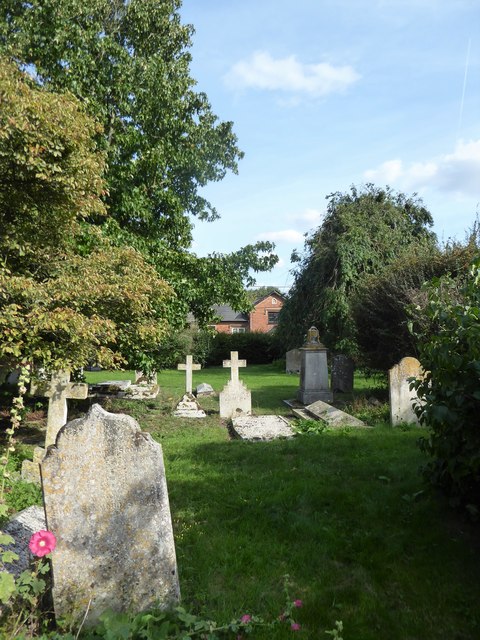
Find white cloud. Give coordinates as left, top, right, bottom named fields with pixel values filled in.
left=225, top=51, right=360, bottom=97
left=364, top=139, right=480, bottom=196
left=289, top=208, right=324, bottom=226
left=256, top=229, right=304, bottom=243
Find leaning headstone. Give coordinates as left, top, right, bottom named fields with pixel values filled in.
left=305, top=399, right=368, bottom=428
left=231, top=415, right=294, bottom=441
left=40, top=404, right=180, bottom=626
left=177, top=356, right=201, bottom=394
left=22, top=370, right=88, bottom=483
left=297, top=327, right=333, bottom=404
left=286, top=349, right=301, bottom=374
left=219, top=351, right=251, bottom=419
left=1, top=506, right=46, bottom=578
left=331, top=354, right=354, bottom=393
left=389, top=357, right=424, bottom=426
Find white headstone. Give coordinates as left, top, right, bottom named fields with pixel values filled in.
left=41, top=404, right=180, bottom=626
left=177, top=355, right=201, bottom=394
left=219, top=351, right=251, bottom=419
left=389, top=357, right=424, bottom=426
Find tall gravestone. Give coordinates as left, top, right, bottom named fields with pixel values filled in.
left=298, top=327, right=333, bottom=404
left=219, top=351, right=251, bottom=419
left=177, top=355, right=201, bottom=395
left=389, top=356, right=423, bottom=426
left=41, top=404, right=180, bottom=626
left=285, top=349, right=301, bottom=374
left=331, top=354, right=354, bottom=393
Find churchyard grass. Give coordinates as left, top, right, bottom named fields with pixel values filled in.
left=3, top=363, right=479, bottom=638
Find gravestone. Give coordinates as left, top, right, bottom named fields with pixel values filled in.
left=40, top=404, right=180, bottom=626
left=297, top=327, right=333, bottom=404
left=22, top=370, right=88, bottom=482
left=173, top=394, right=206, bottom=418
left=285, top=349, right=301, bottom=374
left=177, top=355, right=201, bottom=395
left=219, top=351, right=251, bottom=419
left=1, top=506, right=46, bottom=578
left=331, top=354, right=354, bottom=393
left=231, top=415, right=294, bottom=441
left=195, top=382, right=214, bottom=397
left=389, top=357, right=423, bottom=426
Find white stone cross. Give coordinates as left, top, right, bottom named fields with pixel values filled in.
left=31, top=370, right=89, bottom=447
left=177, top=355, right=201, bottom=394
left=222, top=351, right=246, bottom=384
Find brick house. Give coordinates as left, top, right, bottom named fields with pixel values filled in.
left=211, top=290, right=286, bottom=334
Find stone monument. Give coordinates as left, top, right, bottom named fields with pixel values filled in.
left=41, top=404, right=180, bottom=626
left=389, top=356, right=424, bottom=426
left=331, top=354, right=354, bottom=393
left=297, top=327, right=333, bottom=404
left=177, top=355, right=201, bottom=394
left=219, top=351, right=251, bottom=419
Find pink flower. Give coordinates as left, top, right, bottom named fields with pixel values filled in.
left=294, top=599, right=303, bottom=608
left=240, top=614, right=251, bottom=624
left=291, top=622, right=301, bottom=631
left=29, top=530, right=56, bottom=557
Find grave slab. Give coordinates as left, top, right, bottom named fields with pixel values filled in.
left=231, top=415, right=295, bottom=441
left=41, top=404, right=180, bottom=626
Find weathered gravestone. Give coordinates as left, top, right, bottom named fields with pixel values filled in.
left=219, top=351, right=251, bottom=419
left=331, top=354, right=354, bottom=393
left=40, top=404, right=180, bottom=626
left=389, top=357, right=424, bottom=426
left=22, top=370, right=88, bottom=482
left=231, top=415, right=294, bottom=441
left=298, top=327, right=333, bottom=404
left=285, top=349, right=301, bottom=374
left=177, top=355, right=201, bottom=395
left=1, top=506, right=46, bottom=578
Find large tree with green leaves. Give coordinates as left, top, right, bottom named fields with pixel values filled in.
left=0, top=0, right=277, bottom=322
left=276, top=184, right=436, bottom=359
left=0, top=58, right=175, bottom=373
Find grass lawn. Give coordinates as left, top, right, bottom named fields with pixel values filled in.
left=4, top=364, right=480, bottom=638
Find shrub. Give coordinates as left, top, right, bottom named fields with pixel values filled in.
left=205, top=331, right=283, bottom=366
left=411, top=258, right=480, bottom=516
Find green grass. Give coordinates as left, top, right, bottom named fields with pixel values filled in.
left=10, top=365, right=480, bottom=638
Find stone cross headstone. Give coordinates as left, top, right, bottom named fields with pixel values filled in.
left=331, top=354, right=354, bottom=393
left=298, top=327, right=333, bottom=404
left=31, top=370, right=88, bottom=447
left=389, top=356, right=424, bottom=426
left=40, top=404, right=180, bottom=626
left=222, top=351, right=246, bottom=384
left=177, top=355, right=201, bottom=395
left=219, top=351, right=251, bottom=419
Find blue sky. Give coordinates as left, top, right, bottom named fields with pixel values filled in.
left=179, top=0, right=480, bottom=291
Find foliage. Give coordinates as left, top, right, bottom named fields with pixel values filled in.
left=352, top=232, right=479, bottom=370
left=0, top=0, right=278, bottom=323
left=291, top=418, right=327, bottom=435
left=276, top=184, right=436, bottom=357
left=0, top=58, right=176, bottom=373
left=411, top=258, right=480, bottom=516
left=204, top=331, right=283, bottom=366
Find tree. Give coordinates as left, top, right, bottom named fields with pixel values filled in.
left=276, top=184, right=436, bottom=357
left=0, top=58, right=175, bottom=373
left=0, top=0, right=277, bottom=321
left=411, top=259, right=480, bottom=516
left=352, top=233, right=479, bottom=371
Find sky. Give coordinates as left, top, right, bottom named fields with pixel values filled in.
left=179, top=0, right=480, bottom=291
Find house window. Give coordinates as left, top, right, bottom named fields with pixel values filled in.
left=267, top=311, right=280, bottom=325
left=231, top=327, right=246, bottom=334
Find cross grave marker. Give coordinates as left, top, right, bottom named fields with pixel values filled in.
left=222, top=351, right=246, bottom=385
left=31, top=370, right=88, bottom=446
left=177, top=355, right=201, bottom=394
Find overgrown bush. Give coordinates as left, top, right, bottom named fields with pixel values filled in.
left=411, top=258, right=480, bottom=516
left=205, top=331, right=283, bottom=366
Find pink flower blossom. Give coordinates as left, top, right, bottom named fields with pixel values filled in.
left=29, top=530, right=56, bottom=557
left=291, top=622, right=301, bottom=631
left=240, top=614, right=251, bottom=624
left=294, top=599, right=303, bottom=608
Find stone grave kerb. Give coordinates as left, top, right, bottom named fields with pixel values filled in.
left=222, top=351, right=246, bottom=385
left=31, top=369, right=88, bottom=447
left=177, top=355, right=201, bottom=395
